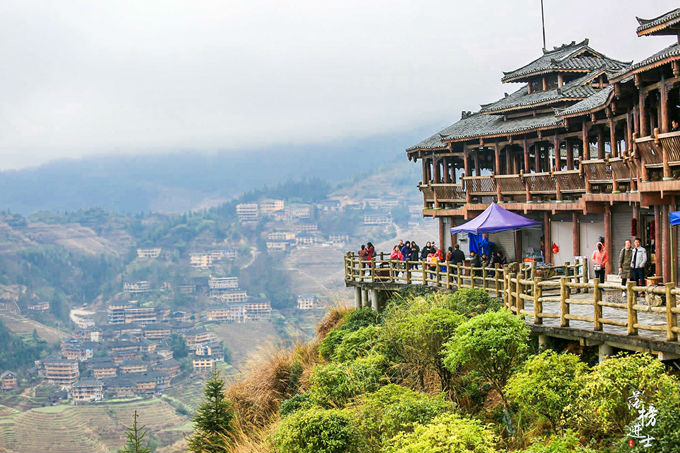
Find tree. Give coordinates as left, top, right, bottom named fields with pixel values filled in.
left=443, top=309, right=529, bottom=412
left=169, top=334, right=188, bottom=359
left=505, top=350, right=588, bottom=430
left=119, top=410, right=151, bottom=453
left=271, top=407, right=360, bottom=453
left=187, top=371, right=235, bottom=453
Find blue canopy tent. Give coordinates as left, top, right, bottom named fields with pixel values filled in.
left=451, top=203, right=541, bottom=259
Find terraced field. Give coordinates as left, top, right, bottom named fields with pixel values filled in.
left=0, top=398, right=191, bottom=453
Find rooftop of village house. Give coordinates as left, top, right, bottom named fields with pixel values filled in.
left=636, top=8, right=680, bottom=36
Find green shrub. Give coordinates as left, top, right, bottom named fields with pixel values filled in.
left=271, top=407, right=359, bottom=453
left=442, top=288, right=502, bottom=317
left=332, top=325, right=382, bottom=362
left=351, top=384, right=454, bottom=452
left=519, top=430, right=598, bottom=453
left=386, top=412, right=497, bottom=453
left=308, top=354, right=388, bottom=408
left=443, top=308, right=529, bottom=412
left=279, top=393, right=313, bottom=418
left=318, top=308, right=381, bottom=361
left=506, top=350, right=588, bottom=429
left=565, top=353, right=677, bottom=439
left=380, top=297, right=464, bottom=392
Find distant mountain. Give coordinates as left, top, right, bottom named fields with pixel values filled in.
left=0, top=128, right=434, bottom=215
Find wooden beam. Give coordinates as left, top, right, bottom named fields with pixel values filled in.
left=640, top=91, right=648, bottom=137
left=663, top=204, right=671, bottom=282
left=660, top=75, right=670, bottom=133
left=544, top=211, right=551, bottom=264
left=523, top=139, right=530, bottom=172
left=494, top=143, right=501, bottom=175
left=582, top=122, right=590, bottom=160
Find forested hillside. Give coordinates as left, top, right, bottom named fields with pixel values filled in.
left=203, top=288, right=680, bottom=453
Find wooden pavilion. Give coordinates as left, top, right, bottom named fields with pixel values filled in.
left=408, top=7, right=680, bottom=283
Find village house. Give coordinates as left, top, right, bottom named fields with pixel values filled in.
left=43, top=355, right=79, bottom=386
left=236, top=203, right=259, bottom=223
left=72, top=379, right=104, bottom=403
left=136, top=248, right=161, bottom=259
left=190, top=253, right=213, bottom=268
left=153, top=358, right=181, bottom=378
left=103, top=376, right=136, bottom=398
left=88, top=359, right=118, bottom=379
left=123, top=306, right=157, bottom=325
left=143, top=323, right=172, bottom=340
left=192, top=356, right=215, bottom=374
left=119, top=360, right=148, bottom=375
left=27, top=301, right=50, bottom=312
left=259, top=199, right=285, bottom=214
left=0, top=371, right=17, bottom=390
left=363, top=214, right=393, bottom=225
left=265, top=241, right=288, bottom=252
left=60, top=339, right=94, bottom=362
left=297, top=295, right=320, bottom=310
left=123, top=281, right=151, bottom=294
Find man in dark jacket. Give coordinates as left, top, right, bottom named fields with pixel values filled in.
left=449, top=244, right=466, bottom=266
left=470, top=250, right=482, bottom=276
left=411, top=241, right=420, bottom=261
left=420, top=242, right=433, bottom=260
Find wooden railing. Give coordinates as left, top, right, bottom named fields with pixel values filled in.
left=463, top=176, right=496, bottom=196
left=553, top=169, right=585, bottom=193
left=431, top=183, right=465, bottom=202
left=344, top=252, right=680, bottom=342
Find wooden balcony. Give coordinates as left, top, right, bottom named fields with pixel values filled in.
left=431, top=183, right=465, bottom=203
left=582, top=159, right=612, bottom=192
left=463, top=175, right=496, bottom=196
left=495, top=174, right=526, bottom=201
left=525, top=172, right=554, bottom=197
left=554, top=169, right=585, bottom=194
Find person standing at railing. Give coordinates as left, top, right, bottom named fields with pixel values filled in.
left=390, top=245, right=403, bottom=261
left=618, top=239, right=633, bottom=294
left=357, top=245, right=367, bottom=275
left=449, top=244, right=466, bottom=266
left=672, top=120, right=680, bottom=132
left=592, top=241, right=608, bottom=283
left=366, top=242, right=375, bottom=260
left=631, top=237, right=648, bottom=289
left=427, top=250, right=439, bottom=282
left=421, top=242, right=434, bottom=260
left=400, top=241, right=412, bottom=262
left=470, top=250, right=482, bottom=276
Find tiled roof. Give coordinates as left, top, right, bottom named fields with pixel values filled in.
left=611, top=43, right=680, bottom=81
left=406, top=130, right=450, bottom=151
left=407, top=112, right=562, bottom=150
left=501, top=39, right=629, bottom=82
left=637, top=8, right=680, bottom=36
left=556, top=85, right=614, bottom=118
left=480, top=70, right=602, bottom=114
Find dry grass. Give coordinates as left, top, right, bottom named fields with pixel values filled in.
left=316, top=305, right=351, bottom=339
left=226, top=340, right=321, bottom=434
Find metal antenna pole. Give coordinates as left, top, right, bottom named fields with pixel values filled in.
left=541, top=0, right=547, bottom=51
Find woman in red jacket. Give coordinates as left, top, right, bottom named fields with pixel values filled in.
left=591, top=241, right=608, bottom=283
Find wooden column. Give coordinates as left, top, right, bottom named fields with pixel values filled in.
left=582, top=122, right=590, bottom=160
left=566, top=141, right=574, bottom=170
left=463, top=147, right=470, bottom=177
left=433, top=157, right=441, bottom=183
left=514, top=230, right=522, bottom=263
left=661, top=78, right=670, bottom=133
left=421, top=157, right=427, bottom=183
left=494, top=143, right=501, bottom=175
left=572, top=212, right=580, bottom=257
left=639, top=89, right=649, bottom=137
left=443, top=158, right=451, bottom=183
left=554, top=136, right=562, bottom=201
left=626, top=112, right=633, bottom=154
left=597, top=127, right=605, bottom=159
left=544, top=211, right=551, bottom=264
left=663, top=204, right=671, bottom=282
left=534, top=144, right=541, bottom=172
left=609, top=119, right=617, bottom=157
left=523, top=139, right=530, bottom=172
left=655, top=205, right=662, bottom=277
left=439, top=218, right=445, bottom=253
left=474, top=148, right=481, bottom=176
left=604, top=205, right=612, bottom=276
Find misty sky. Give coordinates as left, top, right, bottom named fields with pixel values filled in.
left=1, top=1, right=678, bottom=169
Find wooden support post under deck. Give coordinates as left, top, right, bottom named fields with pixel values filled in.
left=593, top=278, right=602, bottom=331
left=438, top=218, right=445, bottom=253
left=655, top=205, right=662, bottom=277
left=433, top=157, right=441, bottom=183
left=421, top=158, right=427, bottom=184
left=533, top=277, right=542, bottom=324
left=505, top=146, right=512, bottom=174
left=604, top=205, right=612, bottom=276
left=523, top=139, right=529, bottom=172
left=666, top=283, right=678, bottom=341
left=560, top=277, right=569, bottom=327
left=572, top=212, right=580, bottom=257
left=544, top=211, right=551, bottom=264
left=514, top=230, right=522, bottom=263
left=663, top=204, right=671, bottom=282
left=626, top=281, right=638, bottom=335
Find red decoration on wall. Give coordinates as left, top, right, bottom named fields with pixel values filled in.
left=552, top=243, right=559, bottom=254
